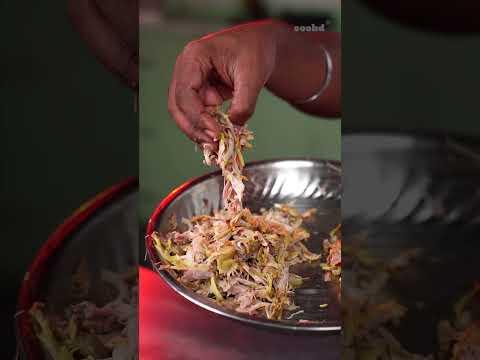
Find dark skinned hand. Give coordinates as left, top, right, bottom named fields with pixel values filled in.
left=168, top=20, right=341, bottom=146
left=168, top=20, right=281, bottom=145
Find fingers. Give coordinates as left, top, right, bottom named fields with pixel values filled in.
left=168, top=36, right=267, bottom=145
left=206, top=73, right=234, bottom=101
left=228, top=63, right=265, bottom=125
left=168, top=77, right=214, bottom=145
left=67, top=0, right=138, bottom=89
left=204, top=130, right=218, bottom=140
left=170, top=104, right=213, bottom=145
left=199, top=85, right=224, bottom=106
left=199, top=84, right=231, bottom=140
left=170, top=98, right=220, bottom=144
left=200, top=112, right=222, bottom=137
left=229, top=79, right=263, bottom=126
left=168, top=46, right=225, bottom=144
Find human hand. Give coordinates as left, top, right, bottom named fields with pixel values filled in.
left=168, top=20, right=286, bottom=145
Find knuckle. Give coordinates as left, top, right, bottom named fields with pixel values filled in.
left=186, top=131, right=195, bottom=140
left=190, top=131, right=201, bottom=143
left=234, top=105, right=254, bottom=119
left=182, top=40, right=204, bottom=56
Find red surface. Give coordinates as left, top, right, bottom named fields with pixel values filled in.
left=139, top=267, right=258, bottom=360
left=139, top=267, right=170, bottom=360
left=140, top=266, right=232, bottom=360
left=16, top=177, right=138, bottom=359
left=139, top=267, right=339, bottom=360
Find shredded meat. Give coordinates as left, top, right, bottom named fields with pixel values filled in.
left=152, top=205, right=321, bottom=320
left=153, top=109, right=338, bottom=321
left=202, top=109, right=253, bottom=213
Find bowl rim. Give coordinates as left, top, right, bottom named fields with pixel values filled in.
left=15, top=177, right=138, bottom=360
left=145, top=158, right=342, bottom=333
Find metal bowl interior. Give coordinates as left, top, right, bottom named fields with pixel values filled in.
left=342, top=133, right=480, bottom=355
left=342, top=133, right=480, bottom=224
left=40, top=190, right=138, bottom=311
left=16, top=180, right=138, bottom=360
left=146, top=159, right=342, bottom=332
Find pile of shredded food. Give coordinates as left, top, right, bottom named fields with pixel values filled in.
left=202, top=108, right=254, bottom=212
left=29, top=264, right=138, bottom=360
left=322, top=224, right=342, bottom=282
left=342, top=246, right=428, bottom=360
left=152, top=204, right=320, bottom=320
left=438, top=283, right=480, bottom=359
left=151, top=109, right=327, bottom=320
left=343, top=243, right=480, bottom=359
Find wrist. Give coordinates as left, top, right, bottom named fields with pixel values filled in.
left=265, top=25, right=332, bottom=105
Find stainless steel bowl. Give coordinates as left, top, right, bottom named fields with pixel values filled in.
left=146, top=159, right=341, bottom=332
left=341, top=133, right=480, bottom=355
left=16, top=179, right=138, bottom=360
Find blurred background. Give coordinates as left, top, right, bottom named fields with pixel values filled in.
left=342, top=2, right=480, bottom=357
left=139, top=0, right=342, bottom=224
left=343, top=0, right=480, bottom=135
left=1, top=1, right=137, bottom=357
left=3, top=0, right=480, bottom=357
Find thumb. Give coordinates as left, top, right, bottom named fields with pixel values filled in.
left=228, top=69, right=264, bottom=126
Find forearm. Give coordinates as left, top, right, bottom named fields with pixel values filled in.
left=267, top=22, right=341, bottom=118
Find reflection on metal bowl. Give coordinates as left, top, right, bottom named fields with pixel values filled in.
left=342, top=133, right=480, bottom=356
left=146, top=159, right=342, bottom=332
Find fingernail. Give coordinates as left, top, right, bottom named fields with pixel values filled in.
left=205, top=129, right=217, bottom=140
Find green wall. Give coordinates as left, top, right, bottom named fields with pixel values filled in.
left=139, top=26, right=341, bottom=222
